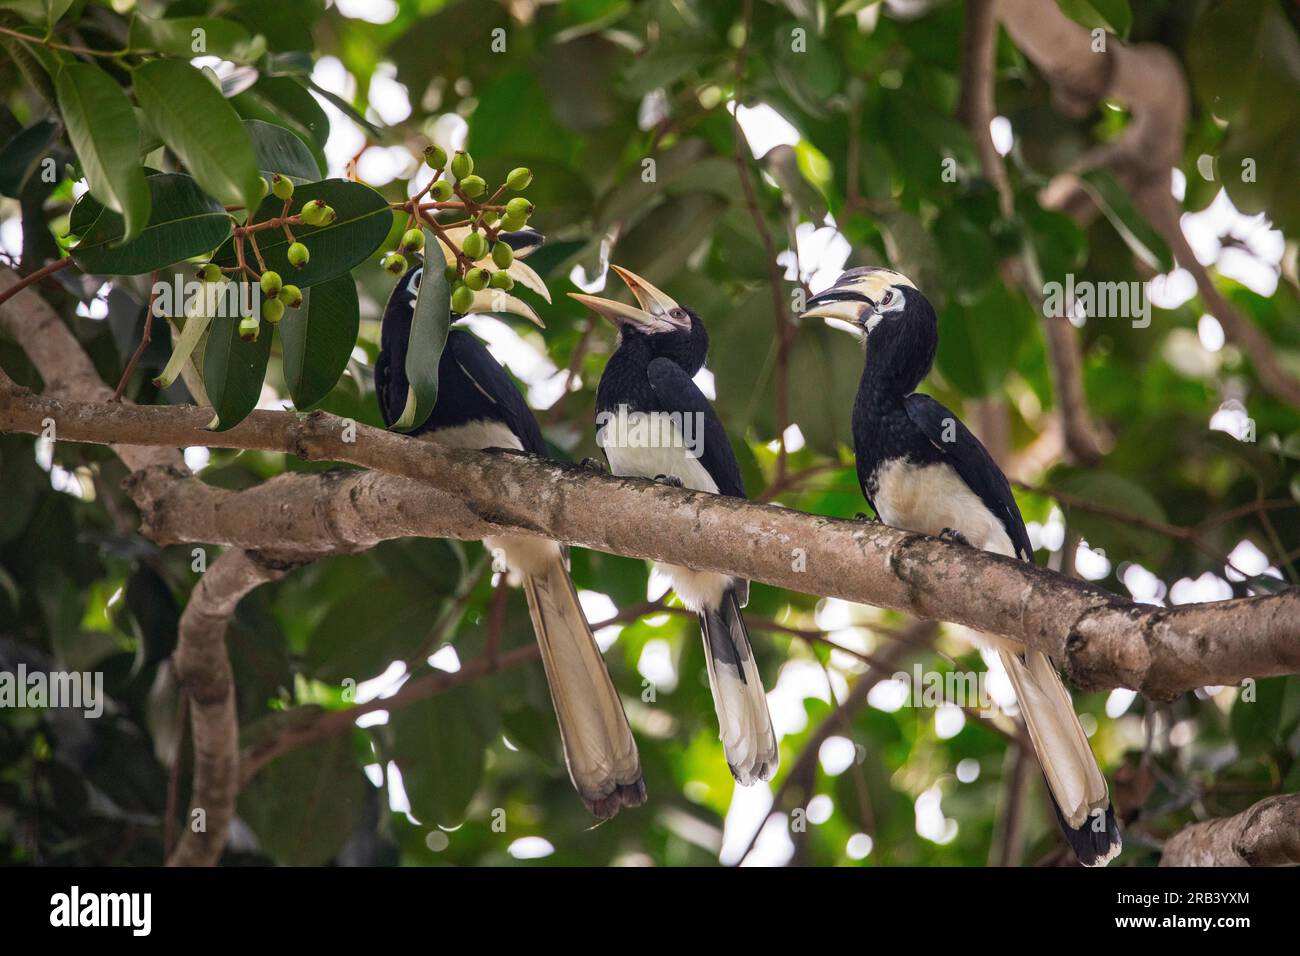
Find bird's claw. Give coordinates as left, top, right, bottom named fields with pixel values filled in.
left=654, top=474, right=684, bottom=488
left=854, top=512, right=876, bottom=523
left=940, top=527, right=972, bottom=547
left=579, top=457, right=607, bottom=473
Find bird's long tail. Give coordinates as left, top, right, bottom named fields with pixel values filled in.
left=998, top=647, right=1121, bottom=866
left=522, top=553, right=646, bottom=818
left=698, top=587, right=779, bottom=786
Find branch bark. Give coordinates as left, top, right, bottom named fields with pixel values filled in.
left=2, top=381, right=1297, bottom=699
left=1160, top=794, right=1300, bottom=867
left=167, top=548, right=304, bottom=867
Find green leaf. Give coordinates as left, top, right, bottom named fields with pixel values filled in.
left=937, top=281, right=1035, bottom=397
left=212, top=179, right=392, bottom=288
left=302, top=578, right=440, bottom=683
left=1056, top=0, right=1130, bottom=37
left=0, top=118, right=58, bottom=198
left=70, top=172, right=231, bottom=276
left=0, top=0, right=74, bottom=29
left=392, top=239, right=450, bottom=432
left=202, top=310, right=272, bottom=431
left=1049, top=468, right=1172, bottom=566
left=55, top=63, right=151, bottom=242
left=280, top=272, right=360, bottom=409
left=243, top=118, right=320, bottom=184
left=390, top=683, right=498, bottom=826
left=128, top=15, right=260, bottom=63
left=238, top=736, right=368, bottom=865
left=307, top=78, right=383, bottom=137
left=1077, top=169, right=1173, bottom=272
left=1231, top=677, right=1286, bottom=758
left=133, top=58, right=263, bottom=212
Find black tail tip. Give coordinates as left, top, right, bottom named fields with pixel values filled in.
left=582, top=776, right=647, bottom=820
left=728, top=759, right=777, bottom=787
left=1056, top=802, right=1122, bottom=867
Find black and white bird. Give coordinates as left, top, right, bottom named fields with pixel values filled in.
left=570, top=266, right=779, bottom=786
left=804, top=266, right=1121, bottom=866
left=376, top=239, right=645, bottom=819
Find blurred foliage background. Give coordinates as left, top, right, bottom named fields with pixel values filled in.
left=1, top=0, right=1298, bottom=867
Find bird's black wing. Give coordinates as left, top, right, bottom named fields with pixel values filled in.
left=904, top=393, right=1033, bottom=561
left=442, top=330, right=548, bottom=455
left=646, top=356, right=745, bottom=499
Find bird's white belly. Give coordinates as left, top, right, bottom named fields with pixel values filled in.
left=421, top=419, right=522, bottom=452
left=601, top=424, right=718, bottom=493
left=873, top=459, right=1016, bottom=558
left=602, top=414, right=726, bottom=607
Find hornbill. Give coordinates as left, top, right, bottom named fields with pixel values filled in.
left=804, top=267, right=1121, bottom=866
left=569, top=266, right=779, bottom=786
left=375, top=235, right=645, bottom=819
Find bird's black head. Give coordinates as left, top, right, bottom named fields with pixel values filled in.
left=804, top=267, right=938, bottom=394
left=568, top=265, right=709, bottom=374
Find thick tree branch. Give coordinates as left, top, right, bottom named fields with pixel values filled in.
left=1, top=382, right=1296, bottom=699
left=0, top=266, right=182, bottom=472
left=1160, top=794, right=1300, bottom=867
left=167, top=548, right=305, bottom=867
left=996, top=0, right=1300, bottom=408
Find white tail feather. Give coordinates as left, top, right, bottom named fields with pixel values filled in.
left=524, top=555, right=644, bottom=816
left=998, top=648, right=1109, bottom=829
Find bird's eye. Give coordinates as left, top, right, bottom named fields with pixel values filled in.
left=670, top=308, right=688, bottom=322
left=882, top=290, right=895, bottom=306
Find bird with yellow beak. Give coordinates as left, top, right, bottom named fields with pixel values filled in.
left=570, top=266, right=780, bottom=786
left=376, top=234, right=646, bottom=819
left=804, top=266, right=1120, bottom=866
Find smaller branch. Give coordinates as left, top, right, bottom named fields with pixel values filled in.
left=167, top=549, right=307, bottom=867
left=111, top=271, right=159, bottom=402
left=0, top=24, right=120, bottom=57
left=0, top=256, right=72, bottom=309
left=735, top=625, right=933, bottom=865
left=239, top=643, right=539, bottom=787
left=1160, top=793, right=1300, bottom=867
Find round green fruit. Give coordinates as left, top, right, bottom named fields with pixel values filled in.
left=279, top=284, right=304, bottom=309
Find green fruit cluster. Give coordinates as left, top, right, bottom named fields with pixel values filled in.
left=383, top=147, right=537, bottom=315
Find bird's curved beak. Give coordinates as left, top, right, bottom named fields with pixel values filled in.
left=465, top=288, right=545, bottom=328
left=608, top=265, right=680, bottom=321
left=803, top=287, right=877, bottom=337
left=567, top=290, right=653, bottom=328
left=566, top=264, right=685, bottom=332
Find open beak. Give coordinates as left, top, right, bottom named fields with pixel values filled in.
left=567, top=264, right=686, bottom=332
left=608, top=265, right=679, bottom=320
left=567, top=291, right=654, bottom=328
left=803, top=287, right=877, bottom=337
